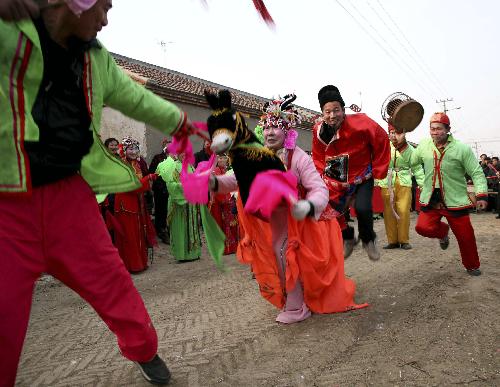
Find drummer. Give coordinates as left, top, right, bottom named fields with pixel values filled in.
left=377, top=125, right=424, bottom=250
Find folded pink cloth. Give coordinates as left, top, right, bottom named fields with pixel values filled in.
left=244, top=170, right=298, bottom=221
left=65, top=0, right=98, bottom=15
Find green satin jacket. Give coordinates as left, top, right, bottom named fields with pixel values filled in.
left=0, top=19, right=185, bottom=195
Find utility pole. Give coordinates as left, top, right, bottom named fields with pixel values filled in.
left=156, top=40, right=174, bottom=68
left=436, top=98, right=461, bottom=114
left=471, top=141, right=479, bottom=159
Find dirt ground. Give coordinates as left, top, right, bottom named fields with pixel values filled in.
left=16, top=212, right=500, bottom=386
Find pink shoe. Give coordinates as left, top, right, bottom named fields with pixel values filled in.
left=275, top=302, right=311, bottom=324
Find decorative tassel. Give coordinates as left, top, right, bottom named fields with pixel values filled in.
left=200, top=1, right=274, bottom=28
left=252, top=0, right=275, bottom=28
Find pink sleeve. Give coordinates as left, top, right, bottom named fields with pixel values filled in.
left=293, top=148, right=329, bottom=219
left=216, top=173, right=238, bottom=194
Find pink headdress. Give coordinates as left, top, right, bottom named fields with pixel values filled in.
left=65, top=0, right=98, bottom=16
left=261, top=93, right=302, bottom=150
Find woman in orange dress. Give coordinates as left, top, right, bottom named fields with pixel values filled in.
left=211, top=94, right=368, bottom=323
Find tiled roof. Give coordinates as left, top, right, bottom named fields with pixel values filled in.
left=112, top=53, right=320, bottom=130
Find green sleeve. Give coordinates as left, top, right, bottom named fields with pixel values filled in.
left=409, top=146, right=425, bottom=187
left=462, top=145, right=488, bottom=196
left=400, top=142, right=422, bottom=168
left=411, top=163, right=425, bottom=187
left=157, top=159, right=187, bottom=204
left=102, top=48, right=185, bottom=136
left=200, top=205, right=226, bottom=269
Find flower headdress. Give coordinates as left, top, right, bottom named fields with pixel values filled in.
left=120, top=136, right=140, bottom=160
left=259, top=93, right=302, bottom=150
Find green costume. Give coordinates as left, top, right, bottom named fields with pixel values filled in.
left=0, top=19, right=185, bottom=195
left=399, top=136, right=488, bottom=209
left=376, top=143, right=424, bottom=189
left=157, top=157, right=201, bottom=261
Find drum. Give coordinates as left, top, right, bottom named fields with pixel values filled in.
left=381, top=92, right=424, bottom=133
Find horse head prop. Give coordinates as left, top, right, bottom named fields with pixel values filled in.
left=204, top=89, right=260, bottom=155
left=204, top=89, right=286, bottom=204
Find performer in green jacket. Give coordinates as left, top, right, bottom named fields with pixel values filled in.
left=0, top=0, right=195, bottom=385
left=157, top=156, right=202, bottom=262
left=398, top=112, right=488, bottom=276
left=377, top=125, right=424, bottom=250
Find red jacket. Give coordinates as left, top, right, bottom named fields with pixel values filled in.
left=312, top=114, right=390, bottom=198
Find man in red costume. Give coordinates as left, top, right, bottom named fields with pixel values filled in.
left=312, top=85, right=390, bottom=260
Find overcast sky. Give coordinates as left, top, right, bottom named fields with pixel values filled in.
left=99, top=0, right=500, bottom=157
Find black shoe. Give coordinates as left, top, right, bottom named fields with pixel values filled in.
left=439, top=235, right=449, bottom=250
left=383, top=243, right=400, bottom=249
left=496, top=214, right=500, bottom=219
left=466, top=268, right=482, bottom=276
left=400, top=243, right=412, bottom=250
left=136, top=354, right=171, bottom=385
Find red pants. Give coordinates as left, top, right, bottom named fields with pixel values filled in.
left=0, top=175, right=157, bottom=387
left=415, top=209, right=480, bottom=270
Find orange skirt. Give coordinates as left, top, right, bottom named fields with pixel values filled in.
left=236, top=198, right=368, bottom=313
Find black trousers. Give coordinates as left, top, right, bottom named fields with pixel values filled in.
left=341, top=178, right=376, bottom=244
left=152, top=182, right=168, bottom=232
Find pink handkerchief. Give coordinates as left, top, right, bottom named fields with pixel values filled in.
left=244, top=170, right=298, bottom=221
left=180, top=154, right=216, bottom=204
left=167, top=121, right=208, bottom=167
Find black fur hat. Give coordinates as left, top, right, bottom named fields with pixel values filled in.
left=318, top=85, right=345, bottom=110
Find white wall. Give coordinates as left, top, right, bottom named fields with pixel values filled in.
left=100, top=106, right=148, bottom=156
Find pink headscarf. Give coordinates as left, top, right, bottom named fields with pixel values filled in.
left=65, top=0, right=98, bottom=16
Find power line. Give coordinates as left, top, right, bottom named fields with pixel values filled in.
left=365, top=0, right=443, bottom=97
left=336, top=0, right=434, bottom=96
left=436, top=98, right=461, bottom=114
left=374, top=0, right=450, bottom=97
left=365, top=0, right=469, bottom=131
